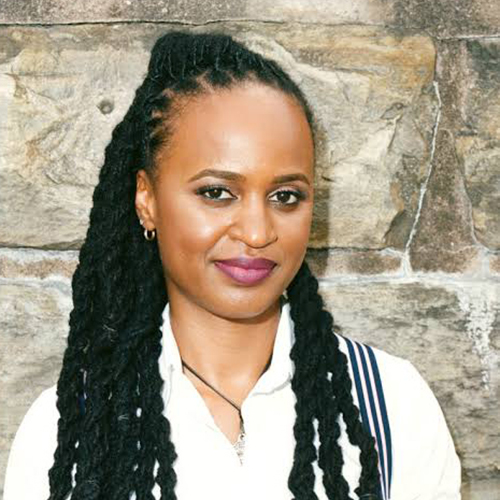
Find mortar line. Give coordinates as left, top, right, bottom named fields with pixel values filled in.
left=0, top=19, right=389, bottom=29
left=0, top=247, right=80, bottom=258
left=437, top=33, right=500, bottom=40
left=317, top=272, right=500, bottom=286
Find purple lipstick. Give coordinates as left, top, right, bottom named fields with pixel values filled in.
left=214, top=257, right=277, bottom=285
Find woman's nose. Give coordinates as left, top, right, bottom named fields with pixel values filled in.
left=228, top=195, right=278, bottom=248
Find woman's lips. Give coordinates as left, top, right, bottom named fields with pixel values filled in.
left=214, top=260, right=276, bottom=285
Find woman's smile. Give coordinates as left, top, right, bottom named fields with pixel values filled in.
left=214, top=258, right=277, bottom=286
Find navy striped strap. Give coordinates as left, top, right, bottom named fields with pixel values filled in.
left=338, top=336, right=393, bottom=500
left=78, top=393, right=86, bottom=416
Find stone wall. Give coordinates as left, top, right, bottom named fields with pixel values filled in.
left=0, top=1, right=499, bottom=498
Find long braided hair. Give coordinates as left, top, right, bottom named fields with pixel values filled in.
left=48, top=30, right=381, bottom=500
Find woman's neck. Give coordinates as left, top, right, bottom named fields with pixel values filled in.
left=167, top=296, right=282, bottom=398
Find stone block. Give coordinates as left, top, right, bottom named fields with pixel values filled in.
left=408, top=128, right=482, bottom=273
left=0, top=0, right=390, bottom=25
left=0, top=248, right=78, bottom=279
left=2, top=0, right=500, bottom=39
left=0, top=25, right=160, bottom=248
left=0, top=280, right=72, bottom=496
left=455, top=39, right=500, bottom=251
left=306, top=248, right=402, bottom=277
left=410, top=38, right=500, bottom=273
left=409, top=41, right=483, bottom=273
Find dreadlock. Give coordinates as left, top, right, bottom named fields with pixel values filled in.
left=47, top=30, right=381, bottom=500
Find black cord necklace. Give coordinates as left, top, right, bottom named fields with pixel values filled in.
left=180, top=353, right=273, bottom=464
left=181, top=359, right=244, bottom=418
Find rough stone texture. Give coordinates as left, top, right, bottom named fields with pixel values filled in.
left=464, top=479, right=500, bottom=500
left=489, top=254, right=500, bottom=276
left=306, top=248, right=403, bottom=277
left=3, top=0, right=500, bottom=38
left=0, top=24, right=438, bottom=250
left=408, top=128, right=483, bottom=273
left=0, top=248, right=78, bottom=280
left=410, top=38, right=500, bottom=273
left=0, top=0, right=389, bottom=26
left=391, top=0, right=500, bottom=38
left=0, top=279, right=72, bottom=495
left=455, top=39, right=500, bottom=251
left=320, top=279, right=500, bottom=494
left=409, top=41, right=483, bottom=273
left=0, top=26, right=158, bottom=249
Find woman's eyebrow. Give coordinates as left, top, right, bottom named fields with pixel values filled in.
left=188, top=168, right=311, bottom=185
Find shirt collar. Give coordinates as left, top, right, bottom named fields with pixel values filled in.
left=158, top=297, right=295, bottom=406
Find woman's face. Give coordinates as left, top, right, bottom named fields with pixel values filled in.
left=136, top=81, right=315, bottom=319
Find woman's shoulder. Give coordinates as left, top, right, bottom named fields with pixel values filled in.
left=335, top=332, right=410, bottom=369
left=334, top=332, right=421, bottom=395
left=333, top=331, right=446, bottom=427
left=334, top=332, right=462, bottom=499
left=3, top=384, right=59, bottom=500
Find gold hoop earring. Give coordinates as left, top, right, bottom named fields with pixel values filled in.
left=144, top=228, right=156, bottom=241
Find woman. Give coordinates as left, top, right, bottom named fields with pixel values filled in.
left=4, top=31, right=461, bottom=500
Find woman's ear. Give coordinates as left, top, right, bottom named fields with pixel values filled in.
left=135, top=169, right=157, bottom=230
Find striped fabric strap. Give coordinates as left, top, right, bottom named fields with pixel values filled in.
left=339, top=336, right=393, bottom=500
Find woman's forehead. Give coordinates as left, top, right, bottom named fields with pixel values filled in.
left=155, top=82, right=314, bottom=179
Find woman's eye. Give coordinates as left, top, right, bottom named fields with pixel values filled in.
left=196, top=186, right=234, bottom=201
left=270, top=190, right=305, bottom=205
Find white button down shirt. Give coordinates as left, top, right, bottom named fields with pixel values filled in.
left=4, top=300, right=461, bottom=499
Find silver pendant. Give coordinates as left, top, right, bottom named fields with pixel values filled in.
left=233, top=422, right=246, bottom=464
